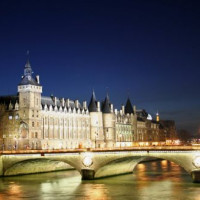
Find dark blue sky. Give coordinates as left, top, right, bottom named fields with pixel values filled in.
left=0, top=0, right=200, bottom=134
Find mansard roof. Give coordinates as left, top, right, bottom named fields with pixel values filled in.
left=137, top=117, right=145, bottom=122
left=102, top=94, right=111, bottom=113
left=136, top=109, right=148, bottom=119
left=0, top=95, right=19, bottom=104
left=0, top=95, right=19, bottom=109
left=41, top=96, right=83, bottom=110
left=125, top=98, right=134, bottom=114
left=19, top=76, right=40, bottom=86
left=88, top=91, right=98, bottom=112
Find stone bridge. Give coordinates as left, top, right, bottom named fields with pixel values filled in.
left=0, top=146, right=200, bottom=183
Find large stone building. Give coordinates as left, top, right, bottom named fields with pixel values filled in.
left=0, top=59, right=172, bottom=150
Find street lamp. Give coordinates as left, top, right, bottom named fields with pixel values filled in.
left=14, top=137, right=17, bottom=150
left=119, top=134, right=122, bottom=148
left=2, top=134, right=5, bottom=151
left=95, top=132, right=98, bottom=148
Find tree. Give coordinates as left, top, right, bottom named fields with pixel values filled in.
left=177, top=129, right=192, bottom=142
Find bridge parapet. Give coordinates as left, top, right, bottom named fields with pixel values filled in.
left=0, top=147, right=200, bottom=183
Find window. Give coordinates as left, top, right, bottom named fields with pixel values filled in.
left=15, top=114, right=19, bottom=120
left=9, top=115, right=12, bottom=120
left=32, top=110, right=34, bottom=117
left=35, top=132, right=38, bottom=138
left=23, top=98, right=26, bottom=105
left=32, top=122, right=34, bottom=127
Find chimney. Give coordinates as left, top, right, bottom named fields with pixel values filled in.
left=62, top=98, right=65, bottom=107
left=36, top=75, right=40, bottom=84
left=122, top=105, right=125, bottom=114
left=97, top=101, right=100, bottom=112
left=83, top=101, right=87, bottom=109
left=54, top=97, right=57, bottom=106
left=75, top=100, right=79, bottom=108
left=66, top=99, right=70, bottom=107
left=133, top=105, right=136, bottom=113
left=110, top=104, right=113, bottom=112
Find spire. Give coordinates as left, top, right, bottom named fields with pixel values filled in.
left=24, top=51, right=32, bottom=76
left=88, top=90, right=97, bottom=112
left=102, top=93, right=111, bottom=113
left=92, top=89, right=96, bottom=100
left=25, top=58, right=31, bottom=69
left=156, top=111, right=160, bottom=122
left=125, top=97, right=134, bottom=114
left=18, top=52, right=40, bottom=86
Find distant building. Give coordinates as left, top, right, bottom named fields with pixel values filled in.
left=159, top=120, right=178, bottom=145
left=135, top=110, right=165, bottom=146
left=0, top=59, right=176, bottom=150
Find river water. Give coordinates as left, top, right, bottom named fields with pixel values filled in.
left=0, top=160, right=200, bottom=200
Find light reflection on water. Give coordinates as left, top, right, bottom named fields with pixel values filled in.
left=0, top=160, right=200, bottom=200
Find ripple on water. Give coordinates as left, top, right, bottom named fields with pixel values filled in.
left=0, top=160, right=199, bottom=200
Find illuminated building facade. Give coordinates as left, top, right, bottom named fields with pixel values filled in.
left=134, top=110, right=165, bottom=146
left=0, top=59, right=172, bottom=150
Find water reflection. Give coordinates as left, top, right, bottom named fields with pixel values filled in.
left=0, top=160, right=199, bottom=200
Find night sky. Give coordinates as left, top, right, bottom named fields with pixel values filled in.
left=0, top=0, right=200, bottom=135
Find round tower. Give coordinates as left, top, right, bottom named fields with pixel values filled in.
left=102, top=94, right=115, bottom=148
left=88, top=91, right=104, bottom=148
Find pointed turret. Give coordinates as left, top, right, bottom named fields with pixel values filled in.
left=19, top=58, right=40, bottom=86
left=88, top=90, right=97, bottom=112
left=102, top=93, right=111, bottom=113
left=125, top=97, right=134, bottom=114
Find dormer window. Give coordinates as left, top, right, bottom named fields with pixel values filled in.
left=15, top=114, right=19, bottom=120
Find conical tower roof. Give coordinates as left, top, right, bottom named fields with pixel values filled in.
left=102, top=93, right=111, bottom=113
left=125, top=97, right=134, bottom=114
left=88, top=90, right=97, bottom=112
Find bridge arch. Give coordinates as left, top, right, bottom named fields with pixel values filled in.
left=4, top=158, right=74, bottom=176
left=82, top=151, right=200, bottom=183
left=2, top=154, right=83, bottom=176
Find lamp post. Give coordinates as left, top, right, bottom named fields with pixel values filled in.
left=95, top=132, right=98, bottom=148
left=14, top=137, right=17, bottom=150
left=119, top=134, right=122, bottom=148
left=95, top=133, right=97, bottom=148
left=2, top=134, right=5, bottom=151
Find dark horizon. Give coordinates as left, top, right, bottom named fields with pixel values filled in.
left=0, top=0, right=200, bottom=135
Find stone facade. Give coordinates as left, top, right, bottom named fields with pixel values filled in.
left=0, top=60, right=171, bottom=150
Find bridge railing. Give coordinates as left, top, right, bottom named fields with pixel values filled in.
left=0, top=146, right=200, bottom=155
